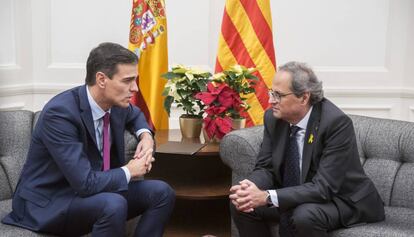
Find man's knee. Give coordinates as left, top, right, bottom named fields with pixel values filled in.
left=291, top=203, right=324, bottom=230
left=101, top=193, right=127, bottom=218
left=150, top=180, right=175, bottom=205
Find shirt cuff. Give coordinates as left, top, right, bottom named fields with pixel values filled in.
left=267, top=189, right=279, bottom=207
left=136, top=129, right=152, bottom=139
left=121, top=166, right=131, bottom=183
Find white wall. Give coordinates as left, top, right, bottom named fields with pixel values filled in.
left=1, top=0, right=413, bottom=127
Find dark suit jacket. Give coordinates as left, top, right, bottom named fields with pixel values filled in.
left=2, top=85, right=150, bottom=233
left=248, top=98, right=384, bottom=226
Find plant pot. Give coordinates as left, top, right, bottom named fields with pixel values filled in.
left=179, top=116, right=202, bottom=138
left=231, top=118, right=246, bottom=130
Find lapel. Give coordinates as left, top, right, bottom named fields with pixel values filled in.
left=110, top=107, right=125, bottom=165
left=273, top=121, right=290, bottom=185
left=301, top=102, right=321, bottom=183
left=79, top=86, right=98, bottom=147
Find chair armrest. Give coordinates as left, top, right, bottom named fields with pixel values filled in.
left=124, top=131, right=139, bottom=162
left=219, top=126, right=264, bottom=182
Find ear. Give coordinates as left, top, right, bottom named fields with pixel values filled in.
left=301, top=91, right=311, bottom=105
left=95, top=72, right=106, bottom=88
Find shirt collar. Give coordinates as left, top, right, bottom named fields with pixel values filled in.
left=86, top=86, right=110, bottom=121
left=293, top=106, right=313, bottom=130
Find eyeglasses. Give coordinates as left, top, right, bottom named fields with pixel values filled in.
left=268, top=90, right=295, bottom=102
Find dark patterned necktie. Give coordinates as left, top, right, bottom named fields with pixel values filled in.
left=279, top=125, right=301, bottom=237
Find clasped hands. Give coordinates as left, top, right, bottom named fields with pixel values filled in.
left=126, top=132, right=155, bottom=178
left=229, top=179, right=268, bottom=213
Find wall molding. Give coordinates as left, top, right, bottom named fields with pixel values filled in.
left=0, top=102, right=25, bottom=111
left=324, top=87, right=414, bottom=98
left=337, top=104, right=393, bottom=111
left=0, top=64, right=21, bottom=69
left=0, top=83, right=79, bottom=97
left=314, top=66, right=389, bottom=73
left=2, top=84, right=414, bottom=98
left=47, top=63, right=84, bottom=69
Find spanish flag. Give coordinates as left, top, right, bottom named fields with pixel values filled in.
left=216, top=0, right=276, bottom=127
left=128, top=0, right=169, bottom=130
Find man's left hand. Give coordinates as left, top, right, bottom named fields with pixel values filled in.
left=134, top=132, right=155, bottom=170
left=230, top=179, right=268, bottom=213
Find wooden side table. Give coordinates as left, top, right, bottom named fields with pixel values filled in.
left=146, top=129, right=231, bottom=237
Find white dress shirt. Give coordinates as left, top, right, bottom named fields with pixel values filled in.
left=267, top=106, right=313, bottom=207
left=86, top=87, right=151, bottom=183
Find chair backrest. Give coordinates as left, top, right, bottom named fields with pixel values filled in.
left=0, top=110, right=34, bottom=200
left=350, top=115, right=414, bottom=209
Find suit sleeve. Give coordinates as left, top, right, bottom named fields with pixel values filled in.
left=41, top=106, right=128, bottom=197
left=248, top=110, right=276, bottom=189
left=277, top=114, right=354, bottom=211
left=126, top=104, right=152, bottom=135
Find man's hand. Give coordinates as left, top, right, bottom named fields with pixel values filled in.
left=134, top=132, right=155, bottom=171
left=125, top=156, right=148, bottom=178
left=229, top=179, right=268, bottom=212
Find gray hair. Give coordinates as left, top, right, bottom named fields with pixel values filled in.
left=278, top=61, right=324, bottom=105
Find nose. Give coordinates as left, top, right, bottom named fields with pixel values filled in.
left=130, top=81, right=139, bottom=92
left=268, top=95, right=277, bottom=104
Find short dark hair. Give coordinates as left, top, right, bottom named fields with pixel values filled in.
left=85, top=42, right=138, bottom=86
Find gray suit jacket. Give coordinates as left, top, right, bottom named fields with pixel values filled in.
left=248, top=98, right=384, bottom=226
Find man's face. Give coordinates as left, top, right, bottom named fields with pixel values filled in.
left=103, top=63, right=138, bottom=108
left=269, top=71, right=308, bottom=124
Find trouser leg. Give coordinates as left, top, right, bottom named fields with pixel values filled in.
left=125, top=180, right=175, bottom=237
left=230, top=202, right=280, bottom=237
left=63, top=192, right=127, bottom=237
left=290, top=202, right=342, bottom=237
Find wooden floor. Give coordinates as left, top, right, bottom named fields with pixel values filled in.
left=163, top=199, right=231, bottom=237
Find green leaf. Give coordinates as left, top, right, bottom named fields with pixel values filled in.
left=172, top=68, right=188, bottom=74
left=162, top=72, right=181, bottom=80
left=180, top=90, right=193, bottom=97
left=163, top=96, right=174, bottom=116
left=162, top=86, right=170, bottom=96
left=245, top=74, right=258, bottom=80
left=196, top=80, right=207, bottom=91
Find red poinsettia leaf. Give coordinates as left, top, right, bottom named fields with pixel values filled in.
left=217, top=87, right=235, bottom=108
left=231, top=93, right=244, bottom=110
left=195, top=92, right=217, bottom=105
left=205, top=107, right=215, bottom=116
left=205, top=106, right=227, bottom=116
left=215, top=116, right=232, bottom=139
left=204, top=116, right=217, bottom=139
left=209, top=82, right=228, bottom=95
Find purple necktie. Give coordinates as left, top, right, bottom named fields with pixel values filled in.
left=103, top=112, right=110, bottom=171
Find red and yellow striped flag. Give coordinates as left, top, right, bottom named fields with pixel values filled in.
left=216, top=0, right=276, bottom=127
left=128, top=0, right=169, bottom=130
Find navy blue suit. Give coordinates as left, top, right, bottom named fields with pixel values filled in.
left=2, top=86, right=175, bottom=236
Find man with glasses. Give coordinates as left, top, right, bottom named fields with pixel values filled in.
left=229, top=61, right=384, bottom=237
left=2, top=42, right=175, bottom=236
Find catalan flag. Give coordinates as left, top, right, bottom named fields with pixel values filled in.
left=216, top=0, right=276, bottom=127
left=128, top=0, right=169, bottom=130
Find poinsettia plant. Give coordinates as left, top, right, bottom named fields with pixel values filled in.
left=162, top=65, right=212, bottom=118
left=195, top=65, right=258, bottom=140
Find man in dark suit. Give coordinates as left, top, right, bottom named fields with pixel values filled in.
left=229, top=61, right=384, bottom=237
left=2, top=42, right=175, bottom=237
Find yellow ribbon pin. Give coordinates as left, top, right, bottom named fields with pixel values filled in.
left=308, top=134, right=314, bottom=144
